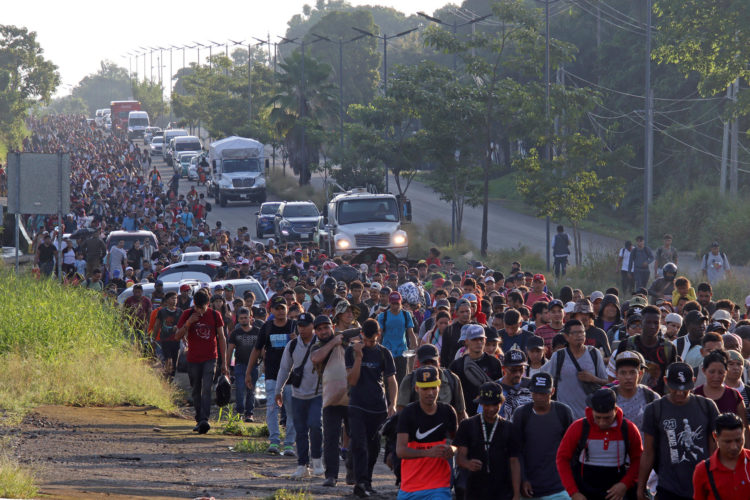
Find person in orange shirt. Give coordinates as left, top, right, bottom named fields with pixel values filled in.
left=692, top=412, right=750, bottom=500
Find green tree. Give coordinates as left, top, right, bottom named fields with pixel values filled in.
left=0, top=25, right=59, bottom=153
left=131, top=80, right=167, bottom=121
left=307, top=10, right=380, bottom=108
left=34, top=95, right=88, bottom=116
left=269, top=50, right=336, bottom=185
left=654, top=0, right=750, bottom=97
left=72, top=61, right=130, bottom=115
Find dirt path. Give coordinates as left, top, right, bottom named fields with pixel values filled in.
left=6, top=405, right=400, bottom=499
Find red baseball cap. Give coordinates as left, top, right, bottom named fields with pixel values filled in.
left=533, top=273, right=546, bottom=282
left=389, top=292, right=402, bottom=303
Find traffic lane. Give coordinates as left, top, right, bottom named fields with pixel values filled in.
left=153, top=155, right=268, bottom=238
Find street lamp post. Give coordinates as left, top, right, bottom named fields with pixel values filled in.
left=416, top=11, right=491, bottom=245
left=351, top=26, right=418, bottom=193
left=311, top=33, right=367, bottom=152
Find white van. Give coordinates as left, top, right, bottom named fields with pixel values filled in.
left=127, top=111, right=150, bottom=140
left=163, top=129, right=188, bottom=166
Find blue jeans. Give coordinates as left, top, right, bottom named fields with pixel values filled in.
left=291, top=395, right=322, bottom=466
left=265, top=378, right=296, bottom=446
left=234, top=363, right=257, bottom=416
left=187, top=359, right=215, bottom=423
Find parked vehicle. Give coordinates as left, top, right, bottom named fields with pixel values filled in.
left=208, top=279, right=267, bottom=305
left=207, top=136, right=267, bottom=206
left=117, top=280, right=201, bottom=305
left=324, top=188, right=408, bottom=258
left=255, top=202, right=282, bottom=238
left=105, top=230, right=158, bottom=251
left=143, top=126, right=161, bottom=144
left=157, top=260, right=223, bottom=283
left=149, top=135, right=164, bottom=156
left=180, top=251, right=221, bottom=262
left=274, top=201, right=321, bottom=244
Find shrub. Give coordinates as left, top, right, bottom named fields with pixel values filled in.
left=0, top=454, right=37, bottom=498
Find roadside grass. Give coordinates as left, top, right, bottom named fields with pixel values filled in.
left=230, top=438, right=268, bottom=454
left=266, top=168, right=326, bottom=207
left=0, top=454, right=37, bottom=499
left=0, top=271, right=175, bottom=423
left=266, top=488, right=313, bottom=500
left=218, top=409, right=270, bottom=437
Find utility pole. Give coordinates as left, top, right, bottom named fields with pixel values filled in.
left=545, top=1, right=551, bottom=271
left=417, top=11, right=490, bottom=246
left=720, top=84, right=730, bottom=195
left=730, top=78, right=739, bottom=197
left=352, top=26, right=419, bottom=193
left=643, top=0, right=654, bottom=247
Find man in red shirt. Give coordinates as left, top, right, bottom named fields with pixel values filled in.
left=524, top=274, right=551, bottom=306
left=123, top=284, right=152, bottom=336
left=176, top=289, right=229, bottom=434
left=692, top=412, right=750, bottom=500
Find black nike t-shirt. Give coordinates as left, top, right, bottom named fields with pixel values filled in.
left=396, top=402, right=457, bottom=493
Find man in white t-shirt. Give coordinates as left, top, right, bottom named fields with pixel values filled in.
left=617, top=240, right=633, bottom=295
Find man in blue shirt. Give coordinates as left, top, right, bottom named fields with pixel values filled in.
left=377, top=291, right=417, bottom=385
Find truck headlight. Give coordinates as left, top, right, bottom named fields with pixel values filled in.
left=336, top=239, right=351, bottom=250
left=255, top=177, right=266, bottom=187
left=393, top=232, right=407, bottom=245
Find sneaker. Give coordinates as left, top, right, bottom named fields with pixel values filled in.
left=192, top=424, right=200, bottom=432
left=365, top=483, right=377, bottom=494
left=197, top=420, right=210, bottom=434
left=244, top=415, right=254, bottom=423
left=353, top=483, right=371, bottom=498
left=282, top=445, right=296, bottom=457
left=312, top=458, right=324, bottom=476
left=290, top=465, right=310, bottom=480
left=267, top=444, right=280, bottom=455
left=345, top=466, right=355, bottom=485
left=322, top=477, right=336, bottom=487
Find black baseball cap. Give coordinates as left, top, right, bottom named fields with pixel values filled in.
left=548, top=299, right=564, bottom=310
left=473, top=382, right=504, bottom=405
left=313, top=315, right=332, bottom=328
left=297, top=312, right=315, bottom=326
left=416, top=344, right=440, bottom=364
left=526, top=335, right=545, bottom=350
left=323, top=277, right=337, bottom=288
left=666, top=362, right=694, bottom=391
left=414, top=366, right=441, bottom=388
left=270, top=295, right=286, bottom=308
left=503, top=349, right=528, bottom=367
left=529, top=372, right=553, bottom=394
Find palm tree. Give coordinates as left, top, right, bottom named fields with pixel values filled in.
left=270, top=49, right=337, bottom=185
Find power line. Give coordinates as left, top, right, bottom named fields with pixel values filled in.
left=564, top=70, right=725, bottom=102
left=568, top=0, right=646, bottom=36
left=577, top=0, right=652, bottom=34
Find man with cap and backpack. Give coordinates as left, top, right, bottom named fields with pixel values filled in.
left=377, top=291, right=417, bottom=385
left=449, top=324, right=503, bottom=416
left=610, top=351, right=659, bottom=431
left=556, top=388, right=643, bottom=500
left=275, top=312, right=323, bottom=480
left=513, top=372, right=573, bottom=500
left=454, top=381, right=521, bottom=500
left=637, top=362, right=719, bottom=500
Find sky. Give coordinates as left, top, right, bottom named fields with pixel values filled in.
left=5, top=0, right=449, bottom=96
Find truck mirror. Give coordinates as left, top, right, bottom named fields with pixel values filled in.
left=265, top=159, right=270, bottom=170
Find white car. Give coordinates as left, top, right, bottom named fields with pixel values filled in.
left=180, top=251, right=221, bottom=262
left=116, top=279, right=201, bottom=305
left=150, top=136, right=164, bottom=156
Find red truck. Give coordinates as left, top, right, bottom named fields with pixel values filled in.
left=109, top=100, right=141, bottom=132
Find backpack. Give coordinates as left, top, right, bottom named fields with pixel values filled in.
left=703, top=457, right=723, bottom=500
left=382, top=309, right=414, bottom=348
left=612, top=385, right=657, bottom=404
left=553, top=346, right=602, bottom=396
left=574, top=417, right=631, bottom=466
left=515, top=401, right=573, bottom=439
left=702, top=252, right=728, bottom=270
left=619, top=335, right=676, bottom=367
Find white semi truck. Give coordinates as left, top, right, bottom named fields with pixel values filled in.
left=207, top=136, right=267, bottom=206
left=324, top=188, right=408, bottom=258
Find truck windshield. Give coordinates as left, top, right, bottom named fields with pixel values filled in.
left=223, top=158, right=261, bottom=174
left=284, top=204, right=319, bottom=218
left=338, top=198, right=399, bottom=224
left=129, top=118, right=148, bottom=126
left=176, top=141, right=201, bottom=152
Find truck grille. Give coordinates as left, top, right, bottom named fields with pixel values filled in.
left=355, top=233, right=390, bottom=247
left=232, top=178, right=255, bottom=188
left=292, top=223, right=316, bottom=232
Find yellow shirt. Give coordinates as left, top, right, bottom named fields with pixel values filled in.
left=672, top=286, right=696, bottom=306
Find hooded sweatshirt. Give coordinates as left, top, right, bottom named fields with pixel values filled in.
left=594, top=294, right=621, bottom=333
left=556, top=406, right=642, bottom=497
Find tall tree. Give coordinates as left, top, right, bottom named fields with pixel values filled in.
left=131, top=80, right=167, bottom=121
left=72, top=61, right=130, bottom=115
left=269, top=50, right=336, bottom=185
left=0, top=25, right=59, bottom=153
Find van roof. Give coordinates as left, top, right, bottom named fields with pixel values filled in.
left=164, top=129, right=187, bottom=135
left=174, top=135, right=200, bottom=142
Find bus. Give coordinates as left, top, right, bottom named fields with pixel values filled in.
left=109, top=100, right=141, bottom=132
